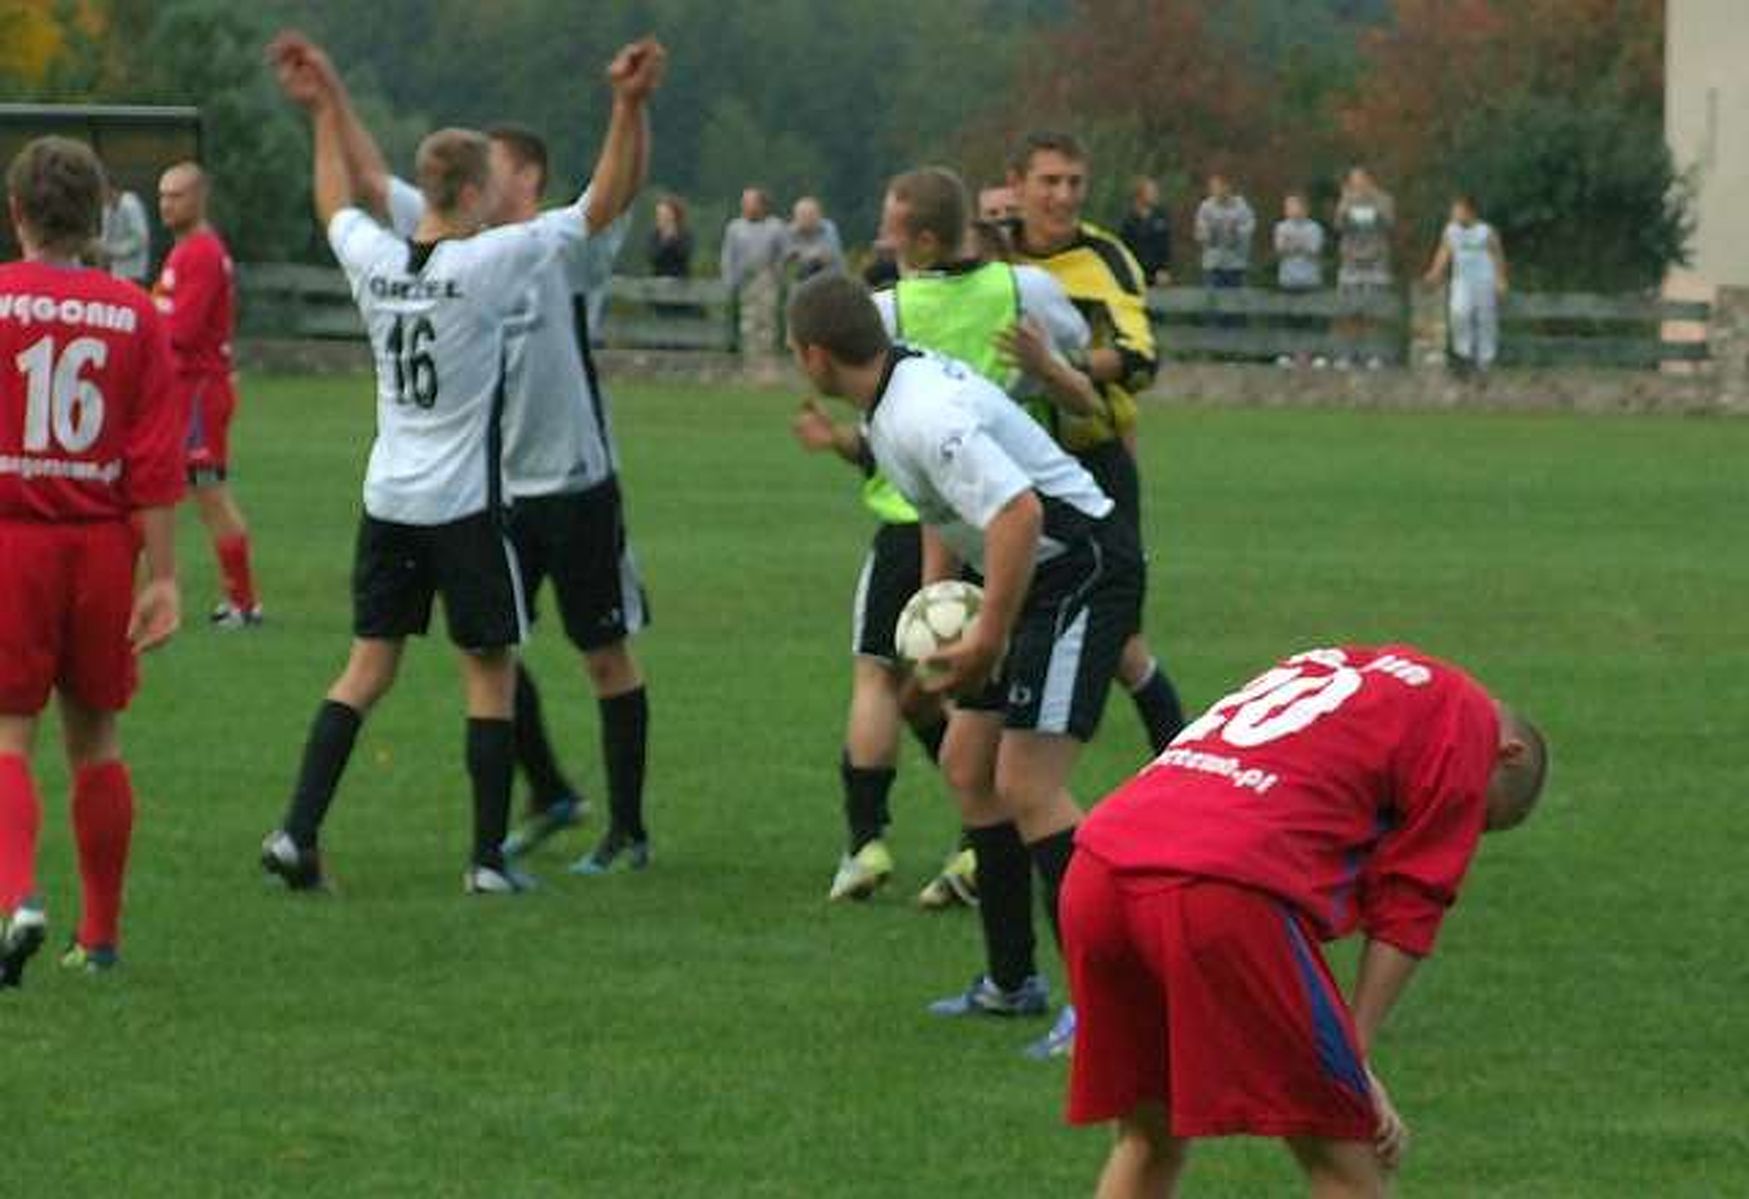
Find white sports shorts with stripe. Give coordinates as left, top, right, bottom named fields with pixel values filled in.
left=851, top=520, right=923, bottom=661
left=959, top=514, right=1143, bottom=741
left=351, top=510, right=527, bottom=651
left=508, top=476, right=649, bottom=652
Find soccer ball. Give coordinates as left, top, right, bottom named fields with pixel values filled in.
left=894, top=580, right=983, bottom=674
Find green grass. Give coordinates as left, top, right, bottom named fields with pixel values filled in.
left=9, top=376, right=1749, bottom=1196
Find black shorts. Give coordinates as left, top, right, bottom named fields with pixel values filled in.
left=352, top=510, right=527, bottom=651
left=852, top=521, right=923, bottom=661
left=508, top=478, right=649, bottom=653
left=1076, top=440, right=1140, bottom=531
left=1077, top=439, right=1151, bottom=616
left=959, top=518, right=1143, bottom=741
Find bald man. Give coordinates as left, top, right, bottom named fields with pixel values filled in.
left=154, top=163, right=262, bottom=627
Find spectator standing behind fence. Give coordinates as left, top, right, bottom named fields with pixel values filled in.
left=1334, top=166, right=1395, bottom=367
left=1273, top=192, right=1324, bottom=292
left=1119, top=176, right=1172, bottom=286
left=720, top=187, right=787, bottom=356
left=1424, top=194, right=1509, bottom=376
left=647, top=194, right=692, bottom=278
left=1193, top=174, right=1254, bottom=289
left=784, top=196, right=845, bottom=281
left=1273, top=193, right=1325, bottom=368
left=99, top=183, right=150, bottom=284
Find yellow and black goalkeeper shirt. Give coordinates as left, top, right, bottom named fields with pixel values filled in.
left=1012, top=221, right=1158, bottom=452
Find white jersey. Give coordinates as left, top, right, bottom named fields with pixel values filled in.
left=871, top=263, right=1089, bottom=401
left=388, top=177, right=629, bottom=497
left=1444, top=220, right=1498, bottom=292
left=329, top=207, right=558, bottom=525
left=863, top=347, right=1113, bottom=572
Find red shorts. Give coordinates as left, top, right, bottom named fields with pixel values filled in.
left=183, top=372, right=237, bottom=482
left=1062, top=851, right=1376, bottom=1141
left=0, top=519, right=140, bottom=714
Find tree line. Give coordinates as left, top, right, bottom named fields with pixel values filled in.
left=0, top=0, right=1686, bottom=290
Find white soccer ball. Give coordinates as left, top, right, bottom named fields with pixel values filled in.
left=894, top=580, right=983, bottom=674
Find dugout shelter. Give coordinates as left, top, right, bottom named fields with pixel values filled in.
left=0, top=103, right=202, bottom=270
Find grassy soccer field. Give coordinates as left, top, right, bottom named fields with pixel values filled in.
left=8, top=374, right=1748, bottom=1196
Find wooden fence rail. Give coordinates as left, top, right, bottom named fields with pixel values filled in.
left=238, top=265, right=1713, bottom=373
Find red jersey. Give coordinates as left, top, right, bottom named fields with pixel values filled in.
left=0, top=261, right=185, bottom=521
left=153, top=226, right=234, bottom=375
left=1077, top=645, right=1499, bottom=957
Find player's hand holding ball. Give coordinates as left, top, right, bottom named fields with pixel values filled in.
left=896, top=581, right=1000, bottom=696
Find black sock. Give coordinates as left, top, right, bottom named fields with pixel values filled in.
left=1131, top=662, right=1187, bottom=753
left=600, top=687, right=649, bottom=841
left=514, top=665, right=576, bottom=814
left=1029, top=828, right=1078, bottom=953
left=909, top=714, right=947, bottom=764
left=841, top=753, right=895, bottom=853
left=466, top=718, right=515, bottom=870
left=284, top=700, right=361, bottom=850
left=968, top=822, right=1036, bottom=992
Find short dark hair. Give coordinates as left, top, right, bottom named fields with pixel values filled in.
left=1008, top=130, right=1088, bottom=178
left=787, top=273, right=890, bottom=365
left=487, top=123, right=548, bottom=194
left=7, top=136, right=105, bottom=252
left=415, top=128, right=491, bottom=215
left=888, top=166, right=968, bottom=254
left=1493, top=707, right=1550, bottom=829
left=970, top=218, right=1013, bottom=263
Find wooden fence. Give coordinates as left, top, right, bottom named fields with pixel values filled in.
left=1146, top=285, right=1713, bottom=369
left=239, top=265, right=1715, bottom=372
left=238, top=263, right=736, bottom=352
left=1149, top=287, right=1407, bottom=364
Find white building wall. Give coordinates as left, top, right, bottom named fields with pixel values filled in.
left=1668, top=0, right=1749, bottom=288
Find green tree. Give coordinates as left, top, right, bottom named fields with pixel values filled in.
left=137, top=1, right=310, bottom=260
left=1441, top=89, right=1692, bottom=290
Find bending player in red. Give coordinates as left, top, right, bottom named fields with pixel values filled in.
left=1062, top=645, right=1549, bottom=1197
left=154, top=162, right=262, bottom=627
left=0, top=137, right=183, bottom=986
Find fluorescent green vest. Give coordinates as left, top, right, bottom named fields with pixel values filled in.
left=893, top=261, right=1021, bottom=389
left=859, top=263, right=1024, bottom=523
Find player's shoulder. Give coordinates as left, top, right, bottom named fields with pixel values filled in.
left=184, top=227, right=231, bottom=262
left=1068, top=223, right=1146, bottom=296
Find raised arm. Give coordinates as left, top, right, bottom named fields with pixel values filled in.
left=584, top=38, right=667, bottom=233
left=268, top=30, right=391, bottom=221
left=309, top=87, right=355, bottom=226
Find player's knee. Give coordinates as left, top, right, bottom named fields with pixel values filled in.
left=334, top=652, right=399, bottom=710
left=940, top=740, right=993, bottom=804
left=59, top=710, right=119, bottom=767
left=583, top=641, right=640, bottom=695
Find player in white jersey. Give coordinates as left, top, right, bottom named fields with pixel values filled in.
left=272, top=33, right=661, bottom=877
left=788, top=273, right=1143, bottom=1059
left=259, top=34, right=665, bottom=894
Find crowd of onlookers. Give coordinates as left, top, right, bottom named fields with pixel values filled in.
left=628, top=167, right=1512, bottom=373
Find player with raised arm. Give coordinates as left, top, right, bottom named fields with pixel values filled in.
left=1062, top=646, right=1548, bottom=1196
left=792, top=165, right=1100, bottom=906
left=153, top=163, right=263, bottom=628
left=258, top=38, right=664, bottom=894
left=270, top=32, right=664, bottom=876
left=1007, top=131, right=1188, bottom=755
left=0, top=137, right=183, bottom=985
left=788, top=273, right=1142, bottom=1057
